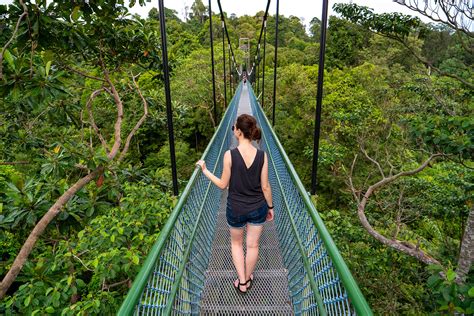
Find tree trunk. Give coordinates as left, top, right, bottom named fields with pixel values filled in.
left=456, top=205, right=474, bottom=282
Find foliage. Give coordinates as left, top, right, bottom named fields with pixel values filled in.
left=427, top=266, right=474, bottom=315
left=0, top=183, right=173, bottom=315
left=1, top=0, right=472, bottom=314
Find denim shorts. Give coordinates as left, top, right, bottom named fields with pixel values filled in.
left=226, top=202, right=268, bottom=229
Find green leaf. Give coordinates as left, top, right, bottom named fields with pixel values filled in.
left=3, top=50, right=16, bottom=71
left=442, top=287, right=452, bottom=302
left=71, top=6, right=81, bottom=21
left=45, top=306, right=55, bottom=314
left=446, top=269, right=456, bottom=282
left=24, top=295, right=32, bottom=307
left=92, top=258, right=99, bottom=268
left=67, top=275, right=73, bottom=286
left=45, top=287, right=54, bottom=296
left=454, top=306, right=465, bottom=313
left=45, top=60, right=52, bottom=77
left=132, top=255, right=139, bottom=265
left=427, top=274, right=441, bottom=288
left=52, top=291, right=61, bottom=307
left=468, top=286, right=474, bottom=298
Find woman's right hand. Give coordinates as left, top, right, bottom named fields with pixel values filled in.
left=196, top=160, right=206, bottom=171
left=266, top=209, right=274, bottom=221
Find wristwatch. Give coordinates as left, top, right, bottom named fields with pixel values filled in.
left=268, top=205, right=274, bottom=209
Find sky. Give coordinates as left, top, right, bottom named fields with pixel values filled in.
left=0, top=0, right=433, bottom=26
left=130, top=0, right=433, bottom=25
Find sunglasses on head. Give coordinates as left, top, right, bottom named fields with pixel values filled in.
left=231, top=125, right=235, bottom=131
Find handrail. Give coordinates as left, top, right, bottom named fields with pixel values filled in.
left=248, top=84, right=372, bottom=315
left=118, top=84, right=241, bottom=316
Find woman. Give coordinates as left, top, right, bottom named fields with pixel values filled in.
left=196, top=114, right=274, bottom=294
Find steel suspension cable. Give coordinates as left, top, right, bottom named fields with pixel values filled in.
left=252, top=0, right=271, bottom=102
left=216, top=0, right=240, bottom=108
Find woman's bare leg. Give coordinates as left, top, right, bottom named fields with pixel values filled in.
left=245, top=224, right=264, bottom=281
left=229, top=227, right=247, bottom=291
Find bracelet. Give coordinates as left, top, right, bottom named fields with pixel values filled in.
left=268, top=205, right=274, bottom=209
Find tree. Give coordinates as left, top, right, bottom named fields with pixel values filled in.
left=189, top=0, right=207, bottom=24
left=309, top=17, right=321, bottom=42
left=0, top=0, right=154, bottom=298
left=333, top=3, right=474, bottom=89
left=394, top=0, right=474, bottom=37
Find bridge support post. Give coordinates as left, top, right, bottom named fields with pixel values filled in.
left=311, top=0, right=329, bottom=195
left=158, top=0, right=179, bottom=196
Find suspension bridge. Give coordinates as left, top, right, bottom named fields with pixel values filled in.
left=118, top=0, right=372, bottom=314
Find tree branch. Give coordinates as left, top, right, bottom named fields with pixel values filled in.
left=355, top=152, right=444, bottom=265
left=99, top=54, right=123, bottom=160
left=62, top=64, right=106, bottom=82
left=0, top=161, right=30, bottom=165
left=361, top=146, right=385, bottom=178
left=0, top=0, right=28, bottom=80
left=102, top=278, right=131, bottom=291
left=348, top=154, right=361, bottom=203
left=118, top=74, right=149, bottom=162
left=86, top=88, right=110, bottom=154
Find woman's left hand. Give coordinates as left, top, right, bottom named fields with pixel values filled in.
left=196, top=160, right=206, bottom=171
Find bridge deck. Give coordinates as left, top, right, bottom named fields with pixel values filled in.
left=200, top=85, right=293, bottom=315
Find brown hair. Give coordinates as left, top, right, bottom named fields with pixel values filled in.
left=235, top=114, right=261, bottom=141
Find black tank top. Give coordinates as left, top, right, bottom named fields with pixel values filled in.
left=228, top=147, right=266, bottom=216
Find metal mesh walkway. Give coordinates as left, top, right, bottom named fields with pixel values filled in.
left=199, top=84, right=293, bottom=315
left=118, top=82, right=372, bottom=316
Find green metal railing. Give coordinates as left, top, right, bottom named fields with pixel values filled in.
left=118, top=84, right=242, bottom=315
left=119, top=82, right=371, bottom=315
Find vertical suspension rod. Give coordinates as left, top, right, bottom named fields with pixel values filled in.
left=311, top=0, right=329, bottom=195
left=272, top=0, right=279, bottom=126
left=228, top=44, right=232, bottom=95
left=208, top=0, right=217, bottom=124
left=256, top=55, right=260, bottom=97
left=158, top=0, right=179, bottom=196
left=261, top=20, right=267, bottom=108
left=221, top=19, right=227, bottom=108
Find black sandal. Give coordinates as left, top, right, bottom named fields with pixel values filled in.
left=245, top=274, right=254, bottom=290
left=233, top=279, right=247, bottom=294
